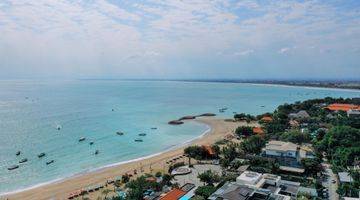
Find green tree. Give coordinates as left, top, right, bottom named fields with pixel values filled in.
left=194, top=185, right=217, bottom=199
left=197, top=170, right=220, bottom=186
left=240, top=135, right=265, bottom=154
left=235, top=126, right=253, bottom=137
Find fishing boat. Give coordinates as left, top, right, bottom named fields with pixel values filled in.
left=16, top=151, right=21, bottom=156
left=138, top=133, right=146, bottom=136
left=95, top=150, right=99, bottom=155
left=46, top=160, right=54, bottom=165
left=79, top=137, right=86, bottom=142
left=151, top=127, right=157, bottom=130
left=56, top=125, right=62, bottom=130
left=8, top=165, right=19, bottom=170
left=134, top=139, right=143, bottom=142
left=116, top=131, right=124, bottom=136
left=19, top=158, right=28, bottom=163
left=89, top=141, right=94, bottom=145
left=38, top=153, right=46, bottom=158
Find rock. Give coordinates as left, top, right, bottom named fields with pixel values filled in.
left=198, top=113, right=216, bottom=117
left=168, top=120, right=184, bottom=125
left=179, top=116, right=196, bottom=120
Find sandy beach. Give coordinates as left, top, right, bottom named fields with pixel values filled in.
left=3, top=117, right=257, bottom=200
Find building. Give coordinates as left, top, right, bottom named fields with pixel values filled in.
left=160, top=188, right=186, bottom=200
left=288, top=110, right=310, bottom=120
left=338, top=172, right=353, bottom=183
left=347, top=109, right=360, bottom=117
left=252, top=127, right=265, bottom=136
left=326, top=103, right=360, bottom=112
left=209, top=171, right=317, bottom=200
left=261, top=141, right=315, bottom=171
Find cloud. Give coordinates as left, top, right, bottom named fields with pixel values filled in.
left=0, top=0, right=359, bottom=79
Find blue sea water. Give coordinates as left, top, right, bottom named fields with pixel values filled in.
left=0, top=80, right=359, bottom=194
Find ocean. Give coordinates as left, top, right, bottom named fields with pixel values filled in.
left=0, top=80, right=359, bottom=194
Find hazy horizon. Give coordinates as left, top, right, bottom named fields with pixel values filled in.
left=0, top=0, right=359, bottom=79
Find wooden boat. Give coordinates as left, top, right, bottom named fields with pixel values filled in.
left=46, top=160, right=54, bottom=165
left=19, top=158, right=28, bottom=163
left=38, top=153, right=46, bottom=158
left=16, top=151, right=21, bottom=156
left=116, top=131, right=124, bottom=136
left=79, top=137, right=86, bottom=142
left=134, top=139, right=143, bottom=142
left=151, top=127, right=157, bottom=130
left=95, top=150, right=99, bottom=155
left=138, top=133, right=146, bottom=136
left=8, top=165, right=19, bottom=170
left=89, top=141, right=94, bottom=145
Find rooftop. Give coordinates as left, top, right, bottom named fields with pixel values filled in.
left=326, top=103, right=360, bottom=112
left=160, top=188, right=186, bottom=200
left=264, top=140, right=298, bottom=152
left=338, top=172, right=353, bottom=183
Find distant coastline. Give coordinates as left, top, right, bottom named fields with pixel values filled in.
left=80, top=78, right=360, bottom=91
left=175, top=79, right=360, bottom=91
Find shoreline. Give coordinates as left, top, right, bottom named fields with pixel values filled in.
left=0, top=123, right=211, bottom=197
left=3, top=117, right=252, bottom=200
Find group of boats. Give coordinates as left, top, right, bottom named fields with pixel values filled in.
left=7, top=151, right=55, bottom=171
left=8, top=127, right=157, bottom=171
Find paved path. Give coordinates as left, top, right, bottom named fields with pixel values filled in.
left=322, top=162, right=339, bottom=200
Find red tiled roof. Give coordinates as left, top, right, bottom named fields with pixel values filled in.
left=160, top=188, right=186, bottom=200
left=326, top=103, right=360, bottom=112
left=253, top=127, right=265, bottom=135
left=203, top=145, right=215, bottom=156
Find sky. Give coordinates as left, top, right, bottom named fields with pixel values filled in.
left=0, top=0, right=359, bottom=80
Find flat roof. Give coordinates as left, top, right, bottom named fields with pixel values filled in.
left=265, top=140, right=298, bottom=152
left=338, top=172, right=353, bottom=183
left=279, top=166, right=305, bottom=173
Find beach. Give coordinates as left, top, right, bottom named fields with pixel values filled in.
left=3, top=117, right=256, bottom=200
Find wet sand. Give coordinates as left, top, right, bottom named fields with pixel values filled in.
left=4, top=117, right=257, bottom=200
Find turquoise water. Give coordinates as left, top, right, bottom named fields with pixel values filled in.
left=0, top=80, right=359, bottom=194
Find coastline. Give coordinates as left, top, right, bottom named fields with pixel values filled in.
left=1, top=124, right=212, bottom=197
left=3, top=117, right=253, bottom=200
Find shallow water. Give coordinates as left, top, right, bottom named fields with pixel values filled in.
left=0, top=80, right=358, bottom=193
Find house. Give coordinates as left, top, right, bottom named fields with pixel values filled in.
left=253, top=127, right=265, bottom=135
left=202, top=145, right=216, bottom=157
left=261, top=141, right=315, bottom=170
left=209, top=170, right=317, bottom=200
left=326, top=103, right=360, bottom=112
left=338, top=172, right=353, bottom=183
left=160, top=188, right=186, bottom=200
left=288, top=110, right=310, bottom=120
left=347, top=109, right=360, bottom=117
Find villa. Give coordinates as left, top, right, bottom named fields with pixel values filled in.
left=261, top=141, right=315, bottom=172
left=209, top=170, right=317, bottom=200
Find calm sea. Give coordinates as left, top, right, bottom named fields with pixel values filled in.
left=0, top=80, right=359, bottom=194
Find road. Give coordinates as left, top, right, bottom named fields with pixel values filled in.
left=322, top=162, right=339, bottom=200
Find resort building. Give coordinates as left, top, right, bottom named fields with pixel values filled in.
left=209, top=170, right=317, bottom=200
left=326, top=103, right=360, bottom=112
left=261, top=141, right=315, bottom=171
